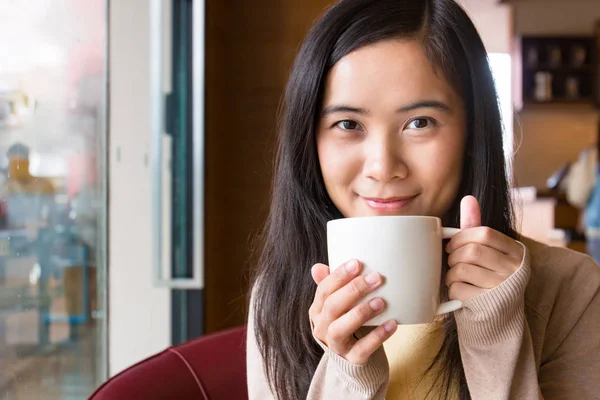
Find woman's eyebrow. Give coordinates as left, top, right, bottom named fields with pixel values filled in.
left=397, top=100, right=451, bottom=113
left=321, top=105, right=369, bottom=118
left=321, top=100, right=452, bottom=118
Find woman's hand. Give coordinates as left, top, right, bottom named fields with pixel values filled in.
left=309, top=260, right=397, bottom=365
left=445, top=196, right=525, bottom=302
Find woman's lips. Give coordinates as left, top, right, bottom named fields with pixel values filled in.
left=362, top=196, right=417, bottom=211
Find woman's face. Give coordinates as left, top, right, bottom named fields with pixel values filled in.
left=317, top=39, right=466, bottom=218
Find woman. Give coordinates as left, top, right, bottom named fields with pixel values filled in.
left=247, top=0, right=600, bottom=399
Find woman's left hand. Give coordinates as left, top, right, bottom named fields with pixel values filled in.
left=445, top=195, right=525, bottom=302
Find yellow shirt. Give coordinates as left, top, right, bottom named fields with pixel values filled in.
left=384, top=321, right=457, bottom=399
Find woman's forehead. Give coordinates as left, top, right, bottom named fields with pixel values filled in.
left=322, top=39, right=460, bottom=112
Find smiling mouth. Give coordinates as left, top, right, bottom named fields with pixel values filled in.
left=361, top=195, right=418, bottom=211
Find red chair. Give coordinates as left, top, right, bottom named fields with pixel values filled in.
left=89, top=326, right=248, bottom=400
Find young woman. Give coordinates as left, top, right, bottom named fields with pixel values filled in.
left=247, top=0, right=600, bottom=398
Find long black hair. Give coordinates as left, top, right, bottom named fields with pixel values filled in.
left=250, top=0, right=515, bottom=398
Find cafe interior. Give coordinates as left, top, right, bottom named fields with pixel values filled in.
left=0, top=0, right=599, bottom=398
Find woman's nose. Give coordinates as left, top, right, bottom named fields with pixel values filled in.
left=361, top=138, right=408, bottom=183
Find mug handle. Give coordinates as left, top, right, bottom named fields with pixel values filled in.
left=436, top=227, right=463, bottom=315
left=436, top=299, right=463, bottom=315
left=442, top=227, right=461, bottom=239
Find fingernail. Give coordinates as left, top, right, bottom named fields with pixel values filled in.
left=364, top=271, right=380, bottom=285
left=384, top=320, right=396, bottom=333
left=345, top=260, right=358, bottom=273
left=369, top=298, right=383, bottom=311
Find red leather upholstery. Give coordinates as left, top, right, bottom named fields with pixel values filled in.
left=89, top=326, right=248, bottom=400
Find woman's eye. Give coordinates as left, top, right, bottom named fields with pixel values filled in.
left=335, top=120, right=362, bottom=131
left=406, top=118, right=435, bottom=130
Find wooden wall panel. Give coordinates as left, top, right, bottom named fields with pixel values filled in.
left=204, top=0, right=334, bottom=333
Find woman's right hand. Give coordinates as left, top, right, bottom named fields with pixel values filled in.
left=309, top=259, right=398, bottom=365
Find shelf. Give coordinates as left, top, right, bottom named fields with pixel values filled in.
left=520, top=100, right=596, bottom=112
left=524, top=97, right=593, bottom=105
left=516, top=34, right=598, bottom=108
left=523, top=65, right=592, bottom=72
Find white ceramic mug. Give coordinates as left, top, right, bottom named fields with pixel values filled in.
left=327, top=215, right=463, bottom=326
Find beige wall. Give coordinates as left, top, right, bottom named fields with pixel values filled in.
left=512, top=0, right=600, bottom=188
left=515, top=0, right=600, bottom=36
left=457, top=0, right=513, bottom=53
left=513, top=109, right=598, bottom=187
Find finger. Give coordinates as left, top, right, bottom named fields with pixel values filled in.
left=446, top=226, right=521, bottom=257
left=460, top=195, right=481, bottom=229
left=448, top=281, right=486, bottom=303
left=325, top=297, right=387, bottom=356
left=321, top=271, right=383, bottom=323
left=311, top=264, right=330, bottom=285
left=346, top=320, right=397, bottom=365
left=445, top=262, right=506, bottom=289
left=311, top=259, right=361, bottom=316
left=448, top=242, right=515, bottom=273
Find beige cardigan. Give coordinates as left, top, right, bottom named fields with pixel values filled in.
left=246, top=237, right=600, bottom=399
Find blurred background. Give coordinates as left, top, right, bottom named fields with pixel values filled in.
left=0, top=0, right=598, bottom=398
